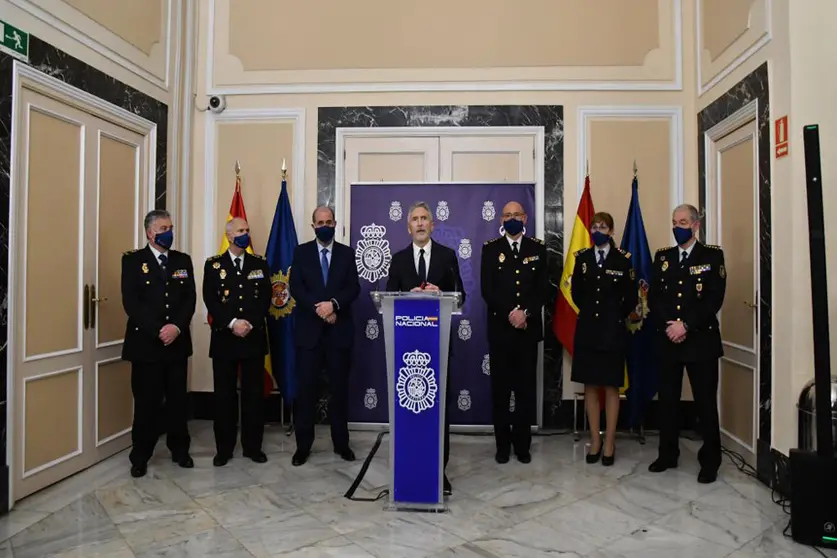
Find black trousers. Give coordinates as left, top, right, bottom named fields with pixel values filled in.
left=657, top=356, right=722, bottom=471
left=129, top=360, right=190, bottom=466
left=489, top=341, right=537, bottom=455
left=294, top=345, right=351, bottom=452
left=212, top=357, right=265, bottom=456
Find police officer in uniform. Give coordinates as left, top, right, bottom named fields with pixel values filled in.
left=570, top=212, right=637, bottom=466
left=480, top=201, right=547, bottom=464
left=648, top=204, right=727, bottom=484
left=121, top=210, right=196, bottom=478
left=203, top=217, right=272, bottom=467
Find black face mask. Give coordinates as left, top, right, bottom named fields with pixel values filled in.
left=315, top=226, right=335, bottom=243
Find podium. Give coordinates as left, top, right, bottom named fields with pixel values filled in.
left=370, top=290, right=462, bottom=512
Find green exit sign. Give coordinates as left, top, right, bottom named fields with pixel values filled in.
left=0, top=20, right=29, bottom=62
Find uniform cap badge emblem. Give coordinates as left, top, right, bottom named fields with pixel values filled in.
left=662, top=261, right=669, bottom=272
left=141, top=263, right=149, bottom=274
left=498, top=253, right=505, bottom=263
left=219, top=269, right=227, bottom=279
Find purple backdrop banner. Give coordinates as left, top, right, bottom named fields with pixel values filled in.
left=349, top=183, right=537, bottom=426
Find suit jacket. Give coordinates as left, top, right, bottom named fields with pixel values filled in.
left=570, top=245, right=637, bottom=353
left=121, top=246, right=196, bottom=362
left=480, top=235, right=548, bottom=344
left=202, top=251, right=272, bottom=360
left=289, top=240, right=361, bottom=350
left=648, top=242, right=727, bottom=361
left=386, top=240, right=466, bottom=307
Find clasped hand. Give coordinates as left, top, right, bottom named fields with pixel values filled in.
left=508, top=309, right=527, bottom=329
left=665, top=320, right=687, bottom=344
left=409, top=282, right=441, bottom=293
left=315, top=301, right=337, bottom=325
left=158, top=324, right=179, bottom=346
left=232, top=319, right=253, bottom=338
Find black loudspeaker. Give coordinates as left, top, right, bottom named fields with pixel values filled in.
left=790, top=124, right=837, bottom=549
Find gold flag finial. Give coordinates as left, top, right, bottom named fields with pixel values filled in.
left=633, top=159, right=637, bottom=176
left=234, top=160, right=241, bottom=176
left=281, top=158, right=287, bottom=179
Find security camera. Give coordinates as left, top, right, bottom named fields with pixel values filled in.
left=207, top=95, right=227, bottom=114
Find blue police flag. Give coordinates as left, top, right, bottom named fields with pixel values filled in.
left=621, top=174, right=658, bottom=428
left=265, top=178, right=298, bottom=405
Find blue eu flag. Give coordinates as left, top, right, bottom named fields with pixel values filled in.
left=621, top=175, right=658, bottom=428
left=265, top=178, right=298, bottom=405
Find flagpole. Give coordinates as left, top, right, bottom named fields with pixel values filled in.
left=280, top=158, right=295, bottom=437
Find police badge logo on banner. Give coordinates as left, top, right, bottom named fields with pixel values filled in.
left=389, top=201, right=403, bottom=222
left=457, top=390, right=472, bottom=411
left=481, top=354, right=491, bottom=376
left=364, top=388, right=378, bottom=410
left=458, top=319, right=472, bottom=341
left=355, top=223, right=392, bottom=283
left=435, top=201, right=450, bottom=222
left=458, top=238, right=472, bottom=259
left=365, top=319, right=379, bottom=340
left=481, top=201, right=496, bottom=221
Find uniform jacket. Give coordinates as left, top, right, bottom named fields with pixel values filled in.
left=648, top=242, right=727, bottom=361
left=202, top=251, right=272, bottom=360
left=121, top=246, right=196, bottom=362
left=571, top=244, right=637, bottom=353
left=480, top=235, right=548, bottom=344
left=289, top=239, right=361, bottom=350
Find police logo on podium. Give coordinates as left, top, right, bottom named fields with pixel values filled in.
left=436, top=201, right=450, bottom=222
left=458, top=319, right=472, bottom=341
left=365, top=319, right=379, bottom=340
left=457, top=389, right=472, bottom=411
left=396, top=350, right=438, bottom=414
left=364, top=388, right=378, bottom=410
left=389, top=201, right=403, bottom=222
left=481, top=354, right=491, bottom=376
left=355, top=223, right=392, bottom=283
left=269, top=269, right=295, bottom=319
left=509, top=391, right=516, bottom=412
left=458, top=238, right=472, bottom=259
left=482, top=201, right=496, bottom=222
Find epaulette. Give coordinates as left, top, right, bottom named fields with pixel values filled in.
left=528, top=236, right=544, bottom=245
left=656, top=246, right=674, bottom=253
left=206, top=254, right=222, bottom=262
left=484, top=237, right=503, bottom=246
left=574, top=247, right=590, bottom=257
left=616, top=247, right=631, bottom=258
left=252, top=254, right=265, bottom=260
left=704, top=244, right=722, bottom=250
left=122, top=248, right=139, bottom=256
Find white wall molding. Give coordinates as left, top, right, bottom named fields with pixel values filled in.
left=175, top=0, right=197, bottom=253
left=204, top=0, right=683, bottom=95
left=8, top=0, right=177, bottom=91
left=577, top=105, right=685, bottom=207
left=334, top=126, right=546, bottom=245
left=696, top=0, right=772, bottom=97
left=202, top=107, right=307, bottom=259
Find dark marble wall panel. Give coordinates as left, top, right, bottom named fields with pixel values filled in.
left=317, top=105, right=565, bottom=426
left=0, top=36, right=168, bottom=513
left=697, top=63, right=771, bottom=478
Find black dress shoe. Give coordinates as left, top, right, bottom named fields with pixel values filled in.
left=243, top=451, right=268, bottom=464
left=130, top=464, right=147, bottom=478
left=516, top=452, right=532, bottom=464
left=586, top=443, right=603, bottom=464
left=697, top=468, right=718, bottom=484
left=495, top=451, right=510, bottom=464
left=213, top=454, right=231, bottom=467
left=648, top=458, right=677, bottom=473
left=292, top=449, right=309, bottom=467
left=602, top=446, right=616, bottom=467
left=335, top=448, right=355, bottom=462
left=443, top=475, right=452, bottom=496
left=172, top=455, right=194, bottom=468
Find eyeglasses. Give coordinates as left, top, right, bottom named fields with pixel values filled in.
left=503, top=212, right=525, bottom=219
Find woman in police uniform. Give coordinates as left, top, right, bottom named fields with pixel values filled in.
left=570, top=212, right=637, bottom=466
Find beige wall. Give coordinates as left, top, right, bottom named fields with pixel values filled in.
left=0, top=0, right=198, bottom=248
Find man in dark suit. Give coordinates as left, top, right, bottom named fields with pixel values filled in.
left=648, top=203, right=727, bottom=484
left=289, top=206, right=361, bottom=466
left=386, top=201, right=465, bottom=495
left=202, top=217, right=272, bottom=467
left=480, top=201, right=547, bottom=464
left=121, top=209, right=196, bottom=478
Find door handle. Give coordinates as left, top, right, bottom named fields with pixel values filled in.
left=92, top=296, right=108, bottom=303
left=90, top=285, right=97, bottom=329
left=83, top=284, right=90, bottom=329
left=743, top=300, right=757, bottom=309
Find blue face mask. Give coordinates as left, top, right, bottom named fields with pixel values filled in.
left=315, top=226, right=335, bottom=243
left=672, top=226, right=694, bottom=246
left=154, top=229, right=173, bottom=249
left=591, top=231, right=610, bottom=247
left=233, top=233, right=250, bottom=249
left=503, top=218, right=524, bottom=236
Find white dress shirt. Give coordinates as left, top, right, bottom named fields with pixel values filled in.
left=594, top=243, right=610, bottom=265
left=506, top=235, right=523, bottom=253
left=317, top=240, right=334, bottom=267
left=413, top=240, right=432, bottom=276
left=679, top=241, right=696, bottom=262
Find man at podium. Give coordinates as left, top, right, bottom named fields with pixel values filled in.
left=386, top=201, right=465, bottom=496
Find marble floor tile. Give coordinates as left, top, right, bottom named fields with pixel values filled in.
left=0, top=542, right=11, bottom=558
left=225, top=509, right=341, bottom=557
left=95, top=475, right=193, bottom=523
left=166, top=457, right=260, bottom=498
left=728, top=519, right=837, bottom=557
left=534, top=498, right=647, bottom=551
left=418, top=495, right=520, bottom=541
left=302, top=496, right=391, bottom=535
left=273, top=536, right=376, bottom=557
left=114, top=503, right=219, bottom=552
left=0, top=509, right=48, bottom=543
left=131, top=526, right=252, bottom=558
left=472, top=518, right=591, bottom=556
left=345, top=515, right=466, bottom=558
left=588, top=524, right=736, bottom=558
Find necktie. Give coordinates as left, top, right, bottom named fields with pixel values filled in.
left=512, top=242, right=519, bottom=257
left=321, top=248, right=329, bottom=284
left=234, top=257, right=242, bottom=274
left=158, top=254, right=167, bottom=274
left=681, top=250, right=688, bottom=265
left=418, top=248, right=427, bottom=284
left=598, top=250, right=605, bottom=267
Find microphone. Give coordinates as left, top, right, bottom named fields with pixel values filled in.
left=449, top=265, right=464, bottom=309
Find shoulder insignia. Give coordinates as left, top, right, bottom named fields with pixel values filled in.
left=252, top=253, right=265, bottom=260
left=122, top=248, right=139, bottom=256
left=528, top=236, right=544, bottom=245
left=574, top=247, right=590, bottom=257
left=484, top=237, right=503, bottom=246
left=656, top=246, right=674, bottom=253
left=206, top=254, right=222, bottom=262
left=616, top=247, right=631, bottom=258
left=704, top=244, right=722, bottom=250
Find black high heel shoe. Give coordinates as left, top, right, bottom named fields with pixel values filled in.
left=602, top=445, right=616, bottom=466
left=586, top=442, right=603, bottom=464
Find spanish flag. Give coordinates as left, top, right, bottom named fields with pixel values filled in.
left=208, top=174, right=275, bottom=396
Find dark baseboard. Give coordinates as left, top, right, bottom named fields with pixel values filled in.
left=189, top=391, right=697, bottom=432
